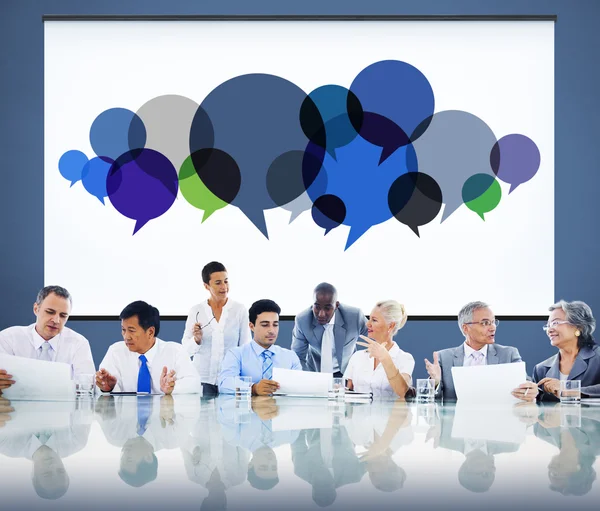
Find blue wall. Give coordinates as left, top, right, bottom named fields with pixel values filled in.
left=2, top=1, right=599, bottom=379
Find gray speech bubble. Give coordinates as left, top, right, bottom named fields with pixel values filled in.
left=411, top=110, right=497, bottom=222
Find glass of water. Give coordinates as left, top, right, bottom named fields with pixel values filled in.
left=331, top=377, right=345, bottom=400
left=235, top=376, right=253, bottom=400
left=75, top=374, right=95, bottom=397
left=416, top=379, right=435, bottom=403
left=560, top=380, right=581, bottom=404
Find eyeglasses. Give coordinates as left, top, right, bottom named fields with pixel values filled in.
left=464, top=319, right=500, bottom=328
left=196, top=312, right=216, bottom=329
left=542, top=320, right=572, bottom=331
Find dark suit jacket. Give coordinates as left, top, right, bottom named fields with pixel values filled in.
left=436, top=343, right=523, bottom=401
left=291, top=304, right=367, bottom=374
left=533, top=345, right=600, bottom=401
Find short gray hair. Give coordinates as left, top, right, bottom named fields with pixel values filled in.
left=375, top=300, right=407, bottom=336
left=549, top=300, right=596, bottom=347
left=35, top=286, right=72, bottom=306
left=457, top=301, right=490, bottom=336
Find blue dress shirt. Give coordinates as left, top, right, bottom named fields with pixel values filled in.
left=218, top=340, right=302, bottom=394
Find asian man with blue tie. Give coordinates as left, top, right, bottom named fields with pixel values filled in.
left=218, top=299, right=302, bottom=396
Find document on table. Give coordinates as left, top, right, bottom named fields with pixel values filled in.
left=0, top=354, right=74, bottom=401
left=272, top=368, right=330, bottom=397
left=451, top=361, right=526, bottom=404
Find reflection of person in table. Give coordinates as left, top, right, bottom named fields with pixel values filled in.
left=292, top=423, right=364, bottom=506
left=0, top=398, right=91, bottom=499
left=534, top=405, right=600, bottom=496
left=426, top=406, right=521, bottom=493
left=345, top=400, right=413, bottom=492
left=218, top=395, right=298, bottom=491
left=181, top=397, right=248, bottom=510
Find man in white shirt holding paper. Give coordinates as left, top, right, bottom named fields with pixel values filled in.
left=0, top=285, right=95, bottom=394
left=96, top=301, right=200, bottom=394
left=424, top=301, right=524, bottom=401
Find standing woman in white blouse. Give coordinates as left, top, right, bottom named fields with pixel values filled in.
left=344, top=300, right=414, bottom=398
left=181, top=262, right=251, bottom=396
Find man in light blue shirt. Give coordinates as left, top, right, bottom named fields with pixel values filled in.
left=218, top=299, right=301, bottom=395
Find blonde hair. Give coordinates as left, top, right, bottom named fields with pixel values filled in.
left=375, top=300, right=407, bottom=336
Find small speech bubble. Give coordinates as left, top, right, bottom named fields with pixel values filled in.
left=388, top=172, right=443, bottom=236
left=58, top=150, right=88, bottom=187
left=312, top=194, right=347, bottom=235
left=90, top=108, right=146, bottom=161
left=490, top=134, right=541, bottom=193
left=411, top=110, right=498, bottom=222
left=266, top=148, right=327, bottom=223
left=306, top=135, right=415, bottom=250
left=299, top=85, right=363, bottom=160
left=198, top=74, right=313, bottom=238
left=462, top=174, right=502, bottom=220
left=81, top=156, right=113, bottom=204
left=179, top=150, right=239, bottom=222
left=350, top=60, right=435, bottom=164
left=135, top=95, right=212, bottom=174
left=107, top=149, right=178, bottom=234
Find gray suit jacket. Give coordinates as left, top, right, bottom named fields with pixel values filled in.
left=437, top=343, right=523, bottom=402
left=291, top=304, right=367, bottom=374
left=533, top=345, right=600, bottom=401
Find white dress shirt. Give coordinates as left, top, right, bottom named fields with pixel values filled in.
left=344, top=342, right=415, bottom=397
left=98, top=338, right=201, bottom=394
left=0, top=324, right=95, bottom=378
left=463, top=342, right=489, bottom=366
left=181, top=299, right=251, bottom=385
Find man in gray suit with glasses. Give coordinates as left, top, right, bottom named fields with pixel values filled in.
left=292, top=283, right=367, bottom=378
left=424, top=301, right=523, bottom=401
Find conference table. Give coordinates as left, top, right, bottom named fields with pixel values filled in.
left=1, top=394, right=599, bottom=510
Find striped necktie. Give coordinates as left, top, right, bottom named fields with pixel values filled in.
left=261, top=350, right=274, bottom=380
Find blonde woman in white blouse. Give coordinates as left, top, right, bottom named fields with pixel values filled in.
left=345, top=300, right=414, bottom=398
left=181, top=262, right=251, bottom=395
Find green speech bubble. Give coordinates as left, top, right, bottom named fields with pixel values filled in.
left=179, top=155, right=228, bottom=222
left=462, top=174, right=502, bottom=220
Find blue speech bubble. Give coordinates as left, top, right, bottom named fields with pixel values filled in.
left=350, top=60, right=434, bottom=164
left=58, top=150, right=88, bottom=187
left=300, top=85, right=363, bottom=160
left=197, top=74, right=316, bottom=238
left=81, top=156, right=113, bottom=204
left=90, top=107, right=146, bottom=161
left=306, top=135, right=416, bottom=250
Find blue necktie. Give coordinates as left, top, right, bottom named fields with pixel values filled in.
left=136, top=396, right=152, bottom=436
left=138, top=355, right=152, bottom=393
left=261, top=350, right=274, bottom=380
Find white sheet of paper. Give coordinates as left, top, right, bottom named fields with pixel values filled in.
left=0, top=354, right=74, bottom=401
left=451, top=402, right=527, bottom=444
left=451, top=361, right=526, bottom=404
left=272, top=367, right=330, bottom=397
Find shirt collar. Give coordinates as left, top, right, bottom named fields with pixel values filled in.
left=326, top=312, right=336, bottom=327
left=30, top=324, right=59, bottom=352
left=463, top=342, right=488, bottom=359
left=140, top=338, right=159, bottom=363
left=251, top=340, right=276, bottom=357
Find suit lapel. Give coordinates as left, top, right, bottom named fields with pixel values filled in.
left=487, top=344, right=499, bottom=365
left=333, top=310, right=347, bottom=369
left=569, top=347, right=594, bottom=380
left=544, top=355, right=560, bottom=380
left=453, top=345, right=465, bottom=367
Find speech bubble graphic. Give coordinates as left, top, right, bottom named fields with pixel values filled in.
left=299, top=85, right=363, bottom=160
left=490, top=134, right=541, bottom=193
left=388, top=172, right=443, bottom=236
left=136, top=95, right=213, bottom=174
left=90, top=108, right=146, bottom=161
left=306, top=135, right=415, bottom=250
left=411, top=110, right=497, bottom=222
left=462, top=173, right=502, bottom=220
left=179, top=150, right=239, bottom=222
left=81, top=156, right=113, bottom=204
left=312, top=194, right=347, bottom=235
left=197, top=74, right=314, bottom=238
left=58, top=150, right=88, bottom=186
left=266, top=149, right=327, bottom=223
left=350, top=60, right=435, bottom=164
left=107, top=149, right=178, bottom=234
